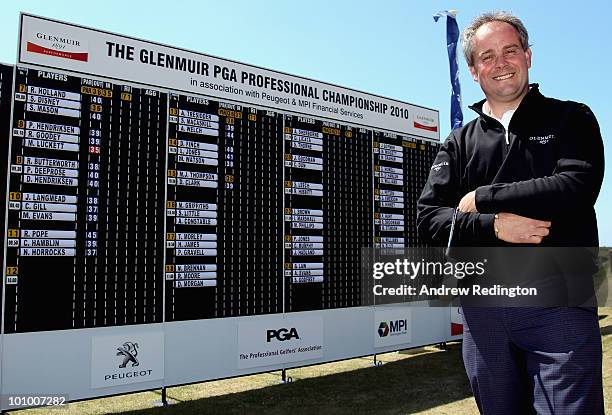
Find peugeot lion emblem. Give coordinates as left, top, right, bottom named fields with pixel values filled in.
left=116, top=342, right=139, bottom=368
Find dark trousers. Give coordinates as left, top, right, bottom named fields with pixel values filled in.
left=461, top=307, right=604, bottom=415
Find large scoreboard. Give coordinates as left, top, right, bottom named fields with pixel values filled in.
left=2, top=15, right=441, bottom=333
left=2, top=64, right=440, bottom=331
left=0, top=14, right=455, bottom=407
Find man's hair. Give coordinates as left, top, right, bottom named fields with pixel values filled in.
left=461, top=11, right=530, bottom=66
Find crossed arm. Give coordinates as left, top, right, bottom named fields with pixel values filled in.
left=458, top=191, right=551, bottom=244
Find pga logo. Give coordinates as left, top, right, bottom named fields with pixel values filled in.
left=267, top=327, right=300, bottom=342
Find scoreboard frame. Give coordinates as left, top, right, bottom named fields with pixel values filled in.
left=0, top=14, right=462, bottom=409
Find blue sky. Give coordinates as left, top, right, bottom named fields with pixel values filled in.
left=1, top=0, right=610, bottom=245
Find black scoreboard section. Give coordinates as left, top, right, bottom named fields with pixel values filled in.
left=164, top=95, right=285, bottom=320
left=2, top=66, right=440, bottom=333
left=283, top=117, right=374, bottom=312
left=4, top=67, right=166, bottom=332
left=0, top=63, right=15, bottom=331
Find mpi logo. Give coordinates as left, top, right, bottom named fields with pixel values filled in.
left=378, top=322, right=389, bottom=337
left=267, top=327, right=300, bottom=342
left=377, top=319, right=407, bottom=337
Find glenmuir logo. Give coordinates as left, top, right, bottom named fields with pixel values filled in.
left=431, top=161, right=449, bottom=171
left=414, top=114, right=438, bottom=132
left=27, top=32, right=89, bottom=62
left=116, top=342, right=139, bottom=368
left=528, top=134, right=555, bottom=145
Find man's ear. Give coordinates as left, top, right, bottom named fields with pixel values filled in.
left=468, top=65, right=478, bottom=82
left=525, top=47, right=532, bottom=69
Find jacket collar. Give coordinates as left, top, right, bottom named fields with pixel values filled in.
left=469, top=83, right=541, bottom=122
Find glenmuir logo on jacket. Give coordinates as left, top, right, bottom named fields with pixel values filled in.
left=431, top=161, right=449, bottom=171
left=528, top=134, right=555, bottom=145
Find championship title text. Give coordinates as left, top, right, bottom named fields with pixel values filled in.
left=105, top=41, right=402, bottom=117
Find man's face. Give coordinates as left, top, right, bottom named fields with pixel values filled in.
left=468, top=21, right=532, bottom=106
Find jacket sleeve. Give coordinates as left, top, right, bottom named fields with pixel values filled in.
left=475, top=104, right=605, bottom=214
left=417, top=133, right=497, bottom=246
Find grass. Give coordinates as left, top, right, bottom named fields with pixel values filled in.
left=14, top=306, right=612, bottom=415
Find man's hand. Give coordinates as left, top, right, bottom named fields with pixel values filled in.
left=458, top=191, right=477, bottom=213
left=494, top=212, right=551, bottom=244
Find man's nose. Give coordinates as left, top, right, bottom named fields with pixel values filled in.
left=494, top=54, right=508, bottom=68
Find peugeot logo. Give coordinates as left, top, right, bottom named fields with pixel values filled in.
left=116, top=342, right=139, bottom=368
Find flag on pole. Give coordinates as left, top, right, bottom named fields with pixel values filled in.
left=434, top=10, right=463, bottom=129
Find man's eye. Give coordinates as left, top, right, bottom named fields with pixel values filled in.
left=481, top=55, right=492, bottom=63
left=506, top=48, right=517, bottom=55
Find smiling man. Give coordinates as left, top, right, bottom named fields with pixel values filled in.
left=417, top=11, right=605, bottom=415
